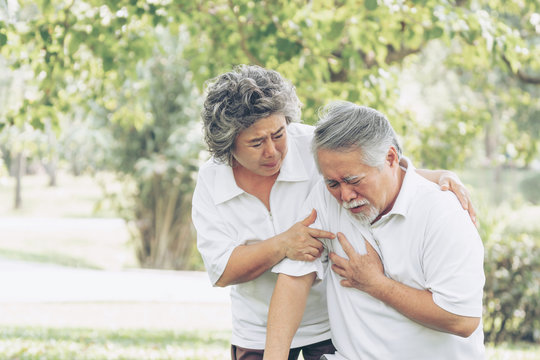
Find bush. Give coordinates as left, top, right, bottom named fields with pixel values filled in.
left=480, top=206, right=540, bottom=344
left=520, top=173, right=540, bottom=205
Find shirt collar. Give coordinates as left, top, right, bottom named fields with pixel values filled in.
left=276, top=132, right=310, bottom=182
left=213, top=161, right=244, bottom=205
left=377, top=156, right=417, bottom=222
left=212, top=129, right=310, bottom=205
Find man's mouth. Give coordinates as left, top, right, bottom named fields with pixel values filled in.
left=349, top=204, right=366, bottom=213
left=343, top=199, right=369, bottom=213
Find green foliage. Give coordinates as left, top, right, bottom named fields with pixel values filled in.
left=520, top=173, right=540, bottom=205
left=2, top=0, right=539, bottom=167
left=0, top=327, right=230, bottom=359
left=2, top=0, right=539, bottom=270
left=480, top=206, right=540, bottom=344
left=0, top=326, right=538, bottom=359
left=103, top=30, right=204, bottom=270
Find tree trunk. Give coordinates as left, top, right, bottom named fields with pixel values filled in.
left=14, top=152, right=25, bottom=209
left=44, top=160, right=57, bottom=187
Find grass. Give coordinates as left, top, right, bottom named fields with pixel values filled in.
left=0, top=218, right=138, bottom=270
left=0, top=172, right=138, bottom=270
left=0, top=172, right=116, bottom=218
left=485, top=342, right=540, bottom=360
left=0, top=326, right=538, bottom=360
left=0, top=327, right=230, bottom=360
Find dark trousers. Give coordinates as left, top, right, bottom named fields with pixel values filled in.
left=231, top=339, right=336, bottom=360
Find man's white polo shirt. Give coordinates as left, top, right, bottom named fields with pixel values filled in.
left=273, top=158, right=485, bottom=359
left=192, top=123, right=331, bottom=350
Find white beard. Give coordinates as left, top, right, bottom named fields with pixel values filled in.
left=342, top=199, right=379, bottom=225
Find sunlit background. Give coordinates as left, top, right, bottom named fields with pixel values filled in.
left=0, top=0, right=539, bottom=359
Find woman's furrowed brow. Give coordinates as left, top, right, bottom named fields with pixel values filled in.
left=247, top=126, right=285, bottom=143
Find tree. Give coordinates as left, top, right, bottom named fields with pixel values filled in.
left=179, top=0, right=539, bottom=165
left=102, top=29, right=204, bottom=269
left=1, top=0, right=538, bottom=269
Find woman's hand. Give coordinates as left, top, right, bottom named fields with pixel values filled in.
left=279, top=209, right=335, bottom=261
left=437, top=171, right=477, bottom=227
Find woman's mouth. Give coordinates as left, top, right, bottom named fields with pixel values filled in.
left=263, top=161, right=279, bottom=168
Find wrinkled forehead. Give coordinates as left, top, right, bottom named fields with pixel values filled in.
left=317, top=148, right=369, bottom=177
left=236, top=114, right=288, bottom=141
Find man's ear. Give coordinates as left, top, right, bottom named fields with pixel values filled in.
left=386, top=147, right=399, bottom=168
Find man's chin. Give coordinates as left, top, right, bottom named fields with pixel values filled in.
left=350, top=208, right=378, bottom=225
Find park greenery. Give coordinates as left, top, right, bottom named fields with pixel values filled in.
left=0, top=326, right=536, bottom=359
left=0, top=0, right=539, bottom=348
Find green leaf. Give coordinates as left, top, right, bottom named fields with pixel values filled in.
left=39, top=25, right=51, bottom=43
left=365, top=0, right=378, bottom=11
left=31, top=117, right=45, bottom=131
left=263, top=23, right=277, bottom=36
left=431, top=26, right=443, bottom=39
left=103, top=55, right=115, bottom=72
left=330, top=21, right=345, bottom=39
left=67, top=33, right=80, bottom=55
left=275, top=37, right=302, bottom=61
left=0, top=32, right=6, bottom=46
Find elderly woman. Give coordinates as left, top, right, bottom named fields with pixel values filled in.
left=191, top=65, right=475, bottom=360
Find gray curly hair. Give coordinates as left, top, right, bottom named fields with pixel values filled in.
left=201, top=65, right=302, bottom=165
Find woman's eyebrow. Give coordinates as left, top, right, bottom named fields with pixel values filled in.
left=272, top=126, right=285, bottom=136
left=247, top=126, right=285, bottom=143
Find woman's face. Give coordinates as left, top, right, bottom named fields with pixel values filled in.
left=232, top=114, right=288, bottom=177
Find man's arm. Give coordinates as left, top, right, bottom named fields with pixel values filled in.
left=330, top=233, right=479, bottom=338
left=216, top=210, right=333, bottom=287
left=263, top=272, right=316, bottom=360
left=363, top=274, right=480, bottom=337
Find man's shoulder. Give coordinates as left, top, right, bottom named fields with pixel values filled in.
left=408, top=174, right=475, bottom=232
left=412, top=173, right=462, bottom=210
left=307, top=179, right=336, bottom=208
left=287, top=122, right=315, bottom=138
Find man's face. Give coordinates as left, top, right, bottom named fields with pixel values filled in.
left=317, top=148, right=395, bottom=225
left=232, top=114, right=288, bottom=177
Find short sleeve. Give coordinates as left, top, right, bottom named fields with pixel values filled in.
left=271, top=255, right=327, bottom=280
left=192, top=171, right=236, bottom=286
left=423, top=199, right=485, bottom=317
left=272, top=180, right=330, bottom=280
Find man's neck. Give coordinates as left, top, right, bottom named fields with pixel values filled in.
left=372, top=165, right=406, bottom=224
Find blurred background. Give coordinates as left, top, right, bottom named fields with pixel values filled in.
left=0, top=0, right=539, bottom=359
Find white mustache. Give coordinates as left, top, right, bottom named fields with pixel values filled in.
left=342, top=199, right=370, bottom=209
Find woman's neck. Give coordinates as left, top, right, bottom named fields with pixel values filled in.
left=233, top=165, right=279, bottom=210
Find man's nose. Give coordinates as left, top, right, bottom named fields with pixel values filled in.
left=341, top=184, right=357, bottom=202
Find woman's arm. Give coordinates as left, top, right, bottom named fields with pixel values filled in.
left=216, top=210, right=334, bottom=287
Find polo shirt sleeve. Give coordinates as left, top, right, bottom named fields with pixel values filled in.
left=271, top=181, right=330, bottom=280
left=192, top=172, right=236, bottom=286
left=423, top=196, right=485, bottom=317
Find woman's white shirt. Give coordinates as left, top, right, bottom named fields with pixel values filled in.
left=192, top=123, right=331, bottom=349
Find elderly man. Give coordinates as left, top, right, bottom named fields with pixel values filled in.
left=263, top=101, right=485, bottom=360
